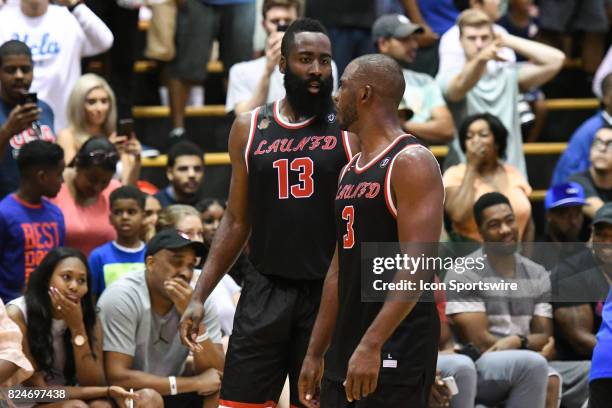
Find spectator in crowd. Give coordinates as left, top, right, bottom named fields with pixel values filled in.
left=0, top=141, right=65, bottom=304
left=6, top=247, right=147, bottom=406
left=553, top=73, right=612, bottom=186
left=589, top=287, right=612, bottom=408
left=438, top=0, right=516, bottom=75
left=88, top=186, right=147, bottom=299
left=155, top=141, right=205, bottom=208
left=446, top=192, right=591, bottom=408
left=167, top=0, right=255, bottom=139
left=0, top=40, right=55, bottom=200
left=532, top=182, right=587, bottom=271
left=498, top=0, right=547, bottom=142
left=157, top=204, right=240, bottom=337
left=0, top=298, right=33, bottom=387
left=57, top=73, right=142, bottom=186
left=141, top=195, right=162, bottom=243
left=305, top=0, right=376, bottom=75
left=593, top=45, right=612, bottom=99
left=99, top=229, right=223, bottom=408
left=443, top=113, right=533, bottom=243
left=538, top=0, right=608, bottom=75
left=53, top=137, right=121, bottom=256
left=86, top=0, right=141, bottom=121
left=568, top=128, right=612, bottom=219
left=0, top=0, right=113, bottom=131
left=553, top=203, right=612, bottom=361
left=437, top=9, right=565, bottom=177
left=398, top=0, right=460, bottom=76
left=226, top=0, right=301, bottom=114
left=373, top=14, right=455, bottom=144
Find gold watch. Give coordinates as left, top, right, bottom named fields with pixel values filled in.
left=73, top=334, right=87, bottom=347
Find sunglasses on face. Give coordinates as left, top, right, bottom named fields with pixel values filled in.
left=82, top=149, right=119, bottom=166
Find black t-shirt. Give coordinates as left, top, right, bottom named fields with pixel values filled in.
left=569, top=171, right=612, bottom=203
left=531, top=238, right=586, bottom=272
left=552, top=249, right=610, bottom=360
left=305, top=0, right=376, bottom=29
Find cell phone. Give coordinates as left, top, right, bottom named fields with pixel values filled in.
left=20, top=92, right=37, bottom=105
left=277, top=24, right=288, bottom=32
left=442, top=376, right=459, bottom=396
left=118, top=118, right=134, bottom=138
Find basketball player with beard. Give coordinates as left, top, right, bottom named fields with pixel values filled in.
left=298, top=54, right=444, bottom=407
left=180, top=18, right=358, bottom=407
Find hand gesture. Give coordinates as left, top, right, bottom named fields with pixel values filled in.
left=417, top=25, right=439, bottom=48
left=109, top=132, right=128, bottom=154
left=265, top=32, right=283, bottom=73
left=194, top=368, right=222, bottom=396
left=1, top=103, right=40, bottom=137
left=487, top=335, right=520, bottom=352
left=180, top=300, right=206, bottom=352
left=124, top=137, right=142, bottom=158
left=109, top=386, right=139, bottom=408
left=344, top=343, right=381, bottom=402
left=298, top=354, right=324, bottom=408
left=48, top=286, right=84, bottom=332
left=429, top=372, right=451, bottom=408
left=477, top=35, right=506, bottom=63
left=165, top=278, right=193, bottom=315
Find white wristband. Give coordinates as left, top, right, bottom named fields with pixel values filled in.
left=169, top=375, right=178, bottom=395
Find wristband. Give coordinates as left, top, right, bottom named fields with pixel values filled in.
left=169, top=376, right=178, bottom=395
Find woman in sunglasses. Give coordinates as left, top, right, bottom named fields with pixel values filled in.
left=53, top=137, right=122, bottom=256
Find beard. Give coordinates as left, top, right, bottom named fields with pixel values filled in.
left=284, top=63, right=334, bottom=120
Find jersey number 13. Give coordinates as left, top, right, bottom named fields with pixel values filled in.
left=272, top=157, right=314, bottom=199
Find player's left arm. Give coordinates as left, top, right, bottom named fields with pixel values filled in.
left=344, top=146, right=444, bottom=402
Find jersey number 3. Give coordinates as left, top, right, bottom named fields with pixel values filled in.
left=342, top=205, right=355, bottom=249
left=273, top=158, right=314, bottom=199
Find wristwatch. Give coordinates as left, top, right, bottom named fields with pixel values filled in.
left=73, top=334, right=87, bottom=347
left=517, top=334, right=529, bottom=350
left=67, top=0, right=83, bottom=12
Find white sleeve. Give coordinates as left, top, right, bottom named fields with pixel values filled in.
left=72, top=4, right=114, bottom=57
left=534, top=303, right=553, bottom=318
left=225, top=63, right=253, bottom=113
left=445, top=300, right=486, bottom=315
left=203, top=298, right=223, bottom=344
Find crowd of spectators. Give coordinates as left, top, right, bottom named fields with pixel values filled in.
left=0, top=0, right=610, bottom=407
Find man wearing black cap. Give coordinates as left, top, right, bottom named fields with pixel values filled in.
left=373, top=14, right=454, bottom=145
left=98, top=229, right=225, bottom=408
left=553, top=203, right=612, bottom=361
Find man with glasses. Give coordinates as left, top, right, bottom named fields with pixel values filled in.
left=569, top=127, right=612, bottom=219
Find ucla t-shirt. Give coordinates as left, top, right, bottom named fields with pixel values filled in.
left=0, top=98, right=55, bottom=199
left=88, top=241, right=146, bottom=297
left=0, top=194, right=65, bottom=303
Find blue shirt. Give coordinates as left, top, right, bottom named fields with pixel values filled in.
left=0, top=99, right=55, bottom=199
left=416, top=0, right=459, bottom=35
left=88, top=241, right=146, bottom=297
left=552, top=111, right=610, bottom=186
left=0, top=194, right=65, bottom=303
left=591, top=288, right=612, bottom=381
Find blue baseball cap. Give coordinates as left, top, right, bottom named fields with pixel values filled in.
left=545, top=182, right=587, bottom=210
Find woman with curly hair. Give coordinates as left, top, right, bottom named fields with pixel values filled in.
left=6, top=247, right=140, bottom=407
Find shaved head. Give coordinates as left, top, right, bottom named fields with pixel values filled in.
left=347, top=54, right=405, bottom=108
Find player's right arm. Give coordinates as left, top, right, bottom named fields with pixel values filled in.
left=180, top=112, right=253, bottom=350
left=298, top=246, right=340, bottom=407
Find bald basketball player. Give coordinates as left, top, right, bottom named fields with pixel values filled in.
left=298, top=54, right=444, bottom=407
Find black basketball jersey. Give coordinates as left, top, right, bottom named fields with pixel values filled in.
left=326, top=134, right=439, bottom=385
left=245, top=101, right=352, bottom=281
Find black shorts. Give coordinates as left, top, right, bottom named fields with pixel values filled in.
left=589, top=379, right=612, bottom=408
left=163, top=392, right=204, bottom=407
left=320, top=378, right=432, bottom=408
left=220, top=271, right=323, bottom=407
